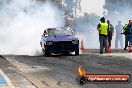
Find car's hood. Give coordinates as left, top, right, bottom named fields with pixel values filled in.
left=46, top=34, right=78, bottom=41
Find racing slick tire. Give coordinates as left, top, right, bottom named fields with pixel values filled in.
left=75, top=50, right=79, bottom=55
left=42, top=49, right=50, bottom=57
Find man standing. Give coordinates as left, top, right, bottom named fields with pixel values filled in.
left=123, top=20, right=132, bottom=50
left=97, top=17, right=108, bottom=54
left=107, top=20, right=114, bottom=53
left=115, top=21, right=123, bottom=49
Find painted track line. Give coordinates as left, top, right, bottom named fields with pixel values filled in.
left=0, top=55, right=14, bottom=88
left=0, top=69, right=14, bottom=88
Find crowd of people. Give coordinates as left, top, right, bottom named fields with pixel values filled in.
left=97, top=17, right=132, bottom=54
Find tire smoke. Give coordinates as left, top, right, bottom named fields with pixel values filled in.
left=0, top=0, right=65, bottom=55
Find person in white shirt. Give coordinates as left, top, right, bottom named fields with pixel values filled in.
left=115, top=21, right=123, bottom=49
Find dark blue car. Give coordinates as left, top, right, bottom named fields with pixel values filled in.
left=40, top=27, right=79, bottom=56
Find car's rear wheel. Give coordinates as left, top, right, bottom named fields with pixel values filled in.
left=75, top=50, right=79, bottom=55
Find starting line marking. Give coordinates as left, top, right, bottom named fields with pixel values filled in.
left=0, top=69, right=14, bottom=88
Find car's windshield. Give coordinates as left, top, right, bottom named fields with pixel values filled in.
left=47, top=28, right=73, bottom=36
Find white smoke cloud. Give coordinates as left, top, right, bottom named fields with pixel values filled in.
left=77, top=0, right=131, bottom=49
left=81, top=0, right=105, bottom=16
left=0, top=0, right=65, bottom=55
left=104, top=0, right=132, bottom=49
left=74, top=0, right=106, bottom=49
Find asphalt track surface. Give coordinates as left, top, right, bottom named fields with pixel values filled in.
left=0, top=50, right=132, bottom=88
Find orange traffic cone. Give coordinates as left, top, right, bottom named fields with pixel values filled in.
left=80, top=40, right=85, bottom=52
left=128, top=45, right=132, bottom=52
left=108, top=43, right=111, bottom=53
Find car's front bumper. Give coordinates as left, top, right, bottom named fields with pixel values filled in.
left=45, top=44, right=79, bottom=52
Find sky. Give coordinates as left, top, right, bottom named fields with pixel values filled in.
left=81, top=0, right=105, bottom=16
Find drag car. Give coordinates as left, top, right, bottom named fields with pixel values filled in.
left=40, top=27, right=79, bottom=56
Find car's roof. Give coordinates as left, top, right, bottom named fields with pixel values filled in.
left=46, top=27, right=68, bottom=30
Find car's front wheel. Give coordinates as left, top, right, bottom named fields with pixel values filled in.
left=75, top=50, right=79, bottom=55
left=42, top=49, right=50, bottom=57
